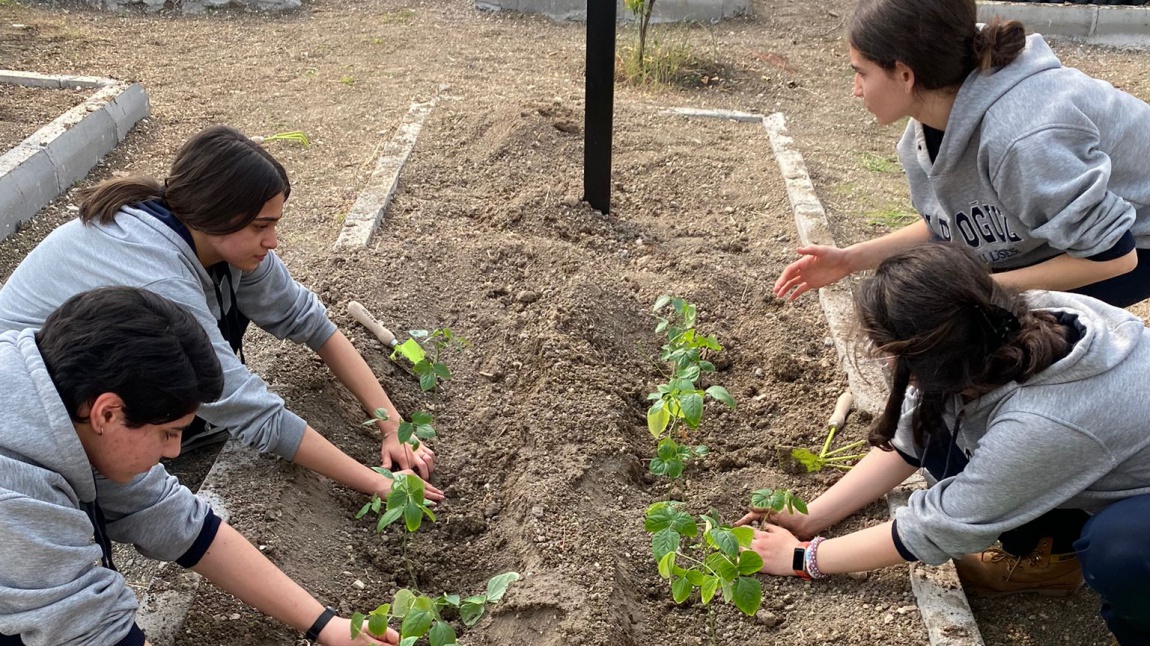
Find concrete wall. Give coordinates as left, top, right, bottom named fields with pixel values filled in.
left=476, top=0, right=751, bottom=24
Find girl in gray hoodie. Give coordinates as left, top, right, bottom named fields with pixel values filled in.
left=750, top=244, right=1150, bottom=645
left=774, top=0, right=1150, bottom=308
left=0, top=126, right=442, bottom=504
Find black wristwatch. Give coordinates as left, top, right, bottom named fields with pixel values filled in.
left=305, top=606, right=338, bottom=642
left=792, top=542, right=812, bottom=580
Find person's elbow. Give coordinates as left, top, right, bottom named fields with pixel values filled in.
left=1109, top=248, right=1139, bottom=278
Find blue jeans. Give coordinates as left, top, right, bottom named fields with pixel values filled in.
left=1075, top=494, right=1150, bottom=646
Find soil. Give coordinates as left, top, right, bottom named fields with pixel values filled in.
left=0, top=83, right=89, bottom=149
left=0, top=0, right=1141, bottom=644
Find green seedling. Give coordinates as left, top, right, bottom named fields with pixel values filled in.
left=859, top=151, right=899, bottom=173
left=340, top=74, right=356, bottom=86
left=364, top=407, right=437, bottom=451
left=351, top=573, right=520, bottom=645
left=646, top=296, right=735, bottom=480
left=391, top=328, right=469, bottom=393
left=624, top=0, right=657, bottom=78
left=253, top=130, right=311, bottom=148
left=749, top=488, right=808, bottom=516
left=357, top=470, right=436, bottom=588
left=791, top=391, right=867, bottom=472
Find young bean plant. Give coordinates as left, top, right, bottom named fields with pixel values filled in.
left=646, top=296, right=735, bottom=482
left=357, top=469, right=436, bottom=589
left=646, top=489, right=806, bottom=646
left=391, top=328, right=469, bottom=394
left=351, top=573, right=521, bottom=645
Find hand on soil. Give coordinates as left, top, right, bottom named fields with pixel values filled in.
left=734, top=506, right=812, bottom=539
left=773, top=245, right=853, bottom=301
left=750, top=524, right=802, bottom=577
left=321, top=617, right=398, bottom=645
left=381, top=436, right=436, bottom=479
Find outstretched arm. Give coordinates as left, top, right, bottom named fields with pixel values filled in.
left=992, top=249, right=1137, bottom=292
left=774, top=220, right=932, bottom=301
left=737, top=447, right=917, bottom=538
left=316, top=331, right=435, bottom=478
left=192, top=522, right=398, bottom=645
left=291, top=426, right=444, bottom=501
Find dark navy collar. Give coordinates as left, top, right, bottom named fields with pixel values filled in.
left=136, top=200, right=196, bottom=252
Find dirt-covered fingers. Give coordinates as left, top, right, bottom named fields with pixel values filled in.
left=751, top=525, right=801, bottom=576
left=392, top=469, right=445, bottom=502
left=732, top=509, right=765, bottom=527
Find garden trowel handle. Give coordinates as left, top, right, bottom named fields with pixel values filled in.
left=828, top=390, right=854, bottom=431
left=348, top=300, right=398, bottom=348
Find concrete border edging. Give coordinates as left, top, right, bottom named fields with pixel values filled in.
left=660, top=106, right=983, bottom=646
left=333, top=97, right=438, bottom=250
left=474, top=0, right=751, bottom=24
left=0, top=71, right=149, bottom=242
left=978, top=1, right=1150, bottom=47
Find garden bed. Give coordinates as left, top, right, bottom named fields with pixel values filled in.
left=0, top=0, right=1133, bottom=644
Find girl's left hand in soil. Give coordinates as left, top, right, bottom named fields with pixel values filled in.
left=381, top=432, right=436, bottom=479
left=320, top=617, right=399, bottom=645
left=750, top=523, right=802, bottom=576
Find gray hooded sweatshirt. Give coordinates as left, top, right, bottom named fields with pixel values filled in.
left=0, top=206, right=337, bottom=460
left=0, top=330, right=214, bottom=646
left=893, top=291, right=1150, bottom=565
left=899, top=34, right=1150, bottom=269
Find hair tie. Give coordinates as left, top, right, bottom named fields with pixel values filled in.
left=974, top=303, right=1020, bottom=343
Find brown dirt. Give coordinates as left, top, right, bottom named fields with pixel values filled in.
left=0, top=83, right=90, bottom=149
left=0, top=0, right=1136, bottom=644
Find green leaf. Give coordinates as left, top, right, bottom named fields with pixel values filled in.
left=404, top=501, right=424, bottom=532
left=419, top=371, right=438, bottom=392
left=676, top=364, right=701, bottom=382
left=667, top=378, right=695, bottom=394
left=737, top=550, right=764, bottom=575
left=791, top=447, right=825, bottom=472
left=373, top=603, right=391, bottom=616
left=671, top=576, right=692, bottom=603
left=436, top=594, right=460, bottom=608
left=647, top=401, right=670, bottom=437
left=670, top=510, right=698, bottom=537
left=698, top=360, right=716, bottom=373
left=400, top=637, right=419, bottom=646
left=400, top=598, right=435, bottom=637
left=651, top=528, right=681, bottom=561
left=700, top=575, right=720, bottom=604
left=372, top=467, right=395, bottom=479
left=731, top=577, right=763, bottom=616
left=730, top=526, right=755, bottom=548
left=644, top=502, right=675, bottom=532
left=656, top=437, right=680, bottom=461
left=397, top=421, right=415, bottom=445
left=790, top=495, right=809, bottom=515
left=415, top=423, right=437, bottom=440
left=413, top=360, right=433, bottom=375
left=356, top=501, right=373, bottom=519
left=704, top=552, right=738, bottom=581
left=679, top=392, right=704, bottom=428
left=485, top=572, right=520, bottom=602
left=431, top=362, right=452, bottom=380
left=655, top=318, right=669, bottom=334
left=367, top=612, right=389, bottom=638
left=459, top=598, right=486, bottom=626
left=429, top=621, right=457, bottom=646
left=707, top=528, right=739, bottom=559
left=649, top=456, right=681, bottom=478
left=409, top=329, right=430, bottom=340
left=393, top=589, right=416, bottom=617
left=411, top=411, right=434, bottom=425
left=704, top=385, right=736, bottom=410
left=351, top=612, right=366, bottom=639
left=693, top=444, right=710, bottom=456
left=653, top=295, right=671, bottom=311
left=391, top=338, right=427, bottom=364
left=685, top=568, right=708, bottom=586
left=378, top=506, right=403, bottom=531
left=658, top=551, right=677, bottom=579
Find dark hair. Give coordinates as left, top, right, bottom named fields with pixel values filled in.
left=36, top=287, right=225, bottom=427
left=856, top=243, right=1069, bottom=450
left=849, top=0, right=1026, bottom=91
left=79, top=125, right=290, bottom=235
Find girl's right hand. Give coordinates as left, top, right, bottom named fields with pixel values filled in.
left=773, top=245, right=853, bottom=301
left=321, top=617, right=398, bottom=645
left=734, top=505, right=814, bottom=540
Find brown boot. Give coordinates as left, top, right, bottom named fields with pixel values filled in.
left=955, top=537, right=1083, bottom=598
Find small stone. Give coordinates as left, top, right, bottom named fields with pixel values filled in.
left=755, top=609, right=782, bottom=628
left=484, top=503, right=501, bottom=518
left=516, top=290, right=539, bottom=304
left=531, top=505, right=545, bottom=518
left=846, top=571, right=869, bottom=581
left=352, top=579, right=365, bottom=589
left=896, top=605, right=917, bottom=615
left=561, top=195, right=579, bottom=208
left=882, top=613, right=894, bottom=624
left=754, top=367, right=764, bottom=378
left=669, top=201, right=681, bottom=210
left=229, top=613, right=241, bottom=620
left=724, top=206, right=735, bottom=214
left=824, top=337, right=834, bottom=347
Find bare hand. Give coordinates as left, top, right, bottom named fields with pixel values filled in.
left=773, top=245, right=853, bottom=301
left=380, top=431, right=436, bottom=479
left=734, top=505, right=812, bottom=540
left=320, top=616, right=398, bottom=645
left=750, top=524, right=802, bottom=577
left=378, top=469, right=445, bottom=502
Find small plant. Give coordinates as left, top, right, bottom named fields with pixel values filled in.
left=340, top=74, right=356, bottom=86
left=859, top=151, right=899, bottom=173
left=391, top=328, right=469, bottom=393
left=790, top=391, right=866, bottom=472
left=866, top=205, right=917, bottom=230
left=351, top=573, right=520, bottom=645
left=646, top=296, right=735, bottom=481
left=645, top=490, right=804, bottom=646
left=624, top=0, right=658, bottom=75
left=252, top=130, right=311, bottom=148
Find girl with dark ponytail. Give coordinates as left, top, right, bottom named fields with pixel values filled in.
left=775, top=0, right=1150, bottom=310
left=747, top=244, right=1150, bottom=646
left=0, top=125, right=443, bottom=511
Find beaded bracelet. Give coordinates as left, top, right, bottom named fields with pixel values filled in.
left=804, top=535, right=829, bottom=579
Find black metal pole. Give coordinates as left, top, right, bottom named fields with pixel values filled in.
left=583, top=0, right=615, bottom=215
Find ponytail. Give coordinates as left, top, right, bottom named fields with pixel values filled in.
left=78, top=175, right=164, bottom=225
left=973, top=17, right=1026, bottom=72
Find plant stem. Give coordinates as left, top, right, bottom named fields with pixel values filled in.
left=707, top=603, right=717, bottom=646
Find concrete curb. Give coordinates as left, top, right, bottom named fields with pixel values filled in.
left=475, top=0, right=751, bottom=24
left=979, top=1, right=1150, bottom=47
left=0, top=71, right=149, bottom=242
left=134, top=439, right=257, bottom=645
left=333, top=97, right=437, bottom=250
left=660, top=106, right=984, bottom=646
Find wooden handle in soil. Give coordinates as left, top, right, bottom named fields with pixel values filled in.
left=347, top=300, right=398, bottom=348
left=827, top=390, right=854, bottom=431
